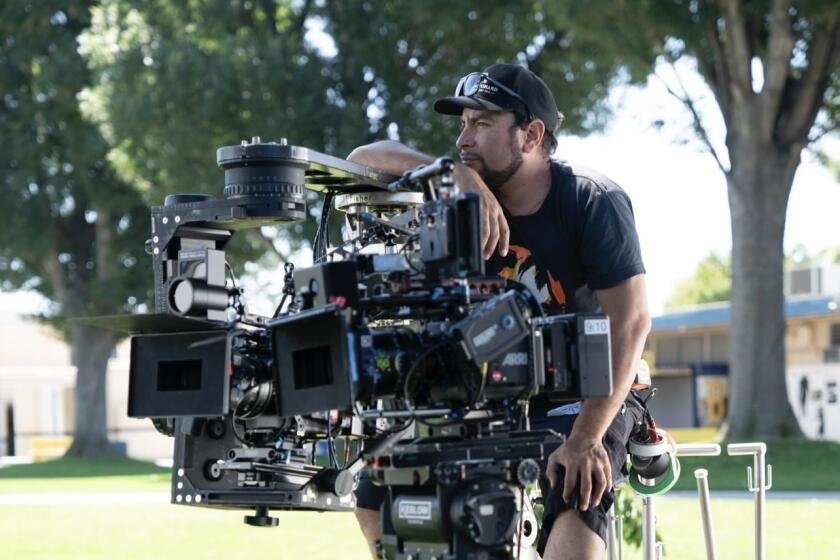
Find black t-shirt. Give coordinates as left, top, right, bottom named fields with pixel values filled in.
left=486, top=160, right=645, bottom=315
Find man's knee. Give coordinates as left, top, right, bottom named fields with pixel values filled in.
left=355, top=507, right=382, bottom=559
left=542, top=509, right=606, bottom=560
left=355, top=507, right=381, bottom=539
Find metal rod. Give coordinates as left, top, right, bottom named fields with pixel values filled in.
left=655, top=542, right=665, bottom=560
left=359, top=407, right=452, bottom=419
left=616, top=513, right=624, bottom=560
left=754, top=449, right=767, bottom=560
left=607, top=504, right=617, bottom=560
left=727, top=442, right=769, bottom=560
left=676, top=443, right=721, bottom=457
left=642, top=496, right=656, bottom=560
left=694, top=468, right=717, bottom=560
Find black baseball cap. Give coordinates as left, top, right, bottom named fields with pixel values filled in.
left=434, top=63, right=560, bottom=131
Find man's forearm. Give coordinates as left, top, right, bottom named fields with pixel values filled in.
left=347, top=140, right=434, bottom=175
left=571, top=299, right=651, bottom=441
left=570, top=274, right=651, bottom=441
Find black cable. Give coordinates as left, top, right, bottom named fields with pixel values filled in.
left=398, top=235, right=423, bottom=273
left=272, top=294, right=289, bottom=318
left=225, top=261, right=238, bottom=289
left=230, top=400, right=249, bottom=446
left=313, top=192, right=335, bottom=261
left=326, top=413, right=336, bottom=468
left=503, top=278, right=545, bottom=317
left=402, top=341, right=449, bottom=415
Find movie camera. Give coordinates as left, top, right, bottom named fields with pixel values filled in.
left=93, top=138, right=615, bottom=558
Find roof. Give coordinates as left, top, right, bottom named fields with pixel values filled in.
left=652, top=295, right=840, bottom=332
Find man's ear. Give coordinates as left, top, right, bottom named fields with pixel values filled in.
left=522, top=119, right=546, bottom=154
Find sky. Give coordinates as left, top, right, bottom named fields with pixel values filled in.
left=557, top=62, right=840, bottom=314
left=2, top=61, right=839, bottom=317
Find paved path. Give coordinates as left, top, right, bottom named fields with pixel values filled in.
left=661, top=490, right=840, bottom=500
left=0, top=492, right=170, bottom=505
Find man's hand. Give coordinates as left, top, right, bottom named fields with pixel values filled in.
left=347, top=141, right=510, bottom=259
left=452, top=163, right=509, bottom=259
left=545, top=434, right=612, bottom=512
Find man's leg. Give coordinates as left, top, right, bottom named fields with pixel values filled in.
left=542, top=510, right=606, bottom=560
left=355, top=506, right=381, bottom=559
left=534, top=399, right=644, bottom=560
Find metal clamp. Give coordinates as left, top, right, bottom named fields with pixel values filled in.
left=746, top=464, right=773, bottom=493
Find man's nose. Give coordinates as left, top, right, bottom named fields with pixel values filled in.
left=456, top=126, right=473, bottom=150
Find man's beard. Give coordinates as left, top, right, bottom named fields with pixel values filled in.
left=476, top=134, right=524, bottom=193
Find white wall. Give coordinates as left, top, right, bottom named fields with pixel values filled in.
left=787, top=363, right=840, bottom=441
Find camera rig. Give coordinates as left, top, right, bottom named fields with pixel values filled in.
left=94, top=139, right=615, bottom=559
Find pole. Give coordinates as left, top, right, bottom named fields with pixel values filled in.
left=727, top=442, right=771, bottom=560
left=607, top=504, right=623, bottom=560
left=642, top=496, right=656, bottom=560
left=694, top=468, right=717, bottom=560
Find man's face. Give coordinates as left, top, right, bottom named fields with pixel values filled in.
left=456, top=108, right=524, bottom=192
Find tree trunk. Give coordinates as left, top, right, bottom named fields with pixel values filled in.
left=64, top=324, right=118, bottom=458
left=724, top=140, right=803, bottom=439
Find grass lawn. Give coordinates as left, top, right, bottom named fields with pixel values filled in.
left=1, top=443, right=839, bottom=559
left=1, top=495, right=838, bottom=559
left=671, top=438, right=840, bottom=491
left=0, top=457, right=170, bottom=494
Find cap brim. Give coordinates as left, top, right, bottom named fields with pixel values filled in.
left=433, top=96, right=507, bottom=116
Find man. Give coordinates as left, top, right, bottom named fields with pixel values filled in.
left=348, top=63, right=651, bottom=560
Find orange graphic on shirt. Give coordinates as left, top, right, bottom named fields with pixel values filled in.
left=547, top=270, right=566, bottom=307
left=496, top=244, right=566, bottom=311
left=498, top=245, right=531, bottom=280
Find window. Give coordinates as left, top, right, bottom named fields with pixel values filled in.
left=831, top=323, right=840, bottom=347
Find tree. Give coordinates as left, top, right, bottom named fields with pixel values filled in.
left=634, top=1, right=838, bottom=439
left=80, top=0, right=649, bottom=191
left=667, top=252, right=732, bottom=308
left=0, top=2, right=152, bottom=456
left=78, top=0, right=652, bottom=293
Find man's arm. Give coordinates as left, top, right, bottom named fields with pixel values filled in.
left=347, top=140, right=509, bottom=258
left=544, top=273, right=651, bottom=510
left=347, top=140, right=435, bottom=175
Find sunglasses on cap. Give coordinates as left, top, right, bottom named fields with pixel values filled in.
left=454, top=72, right=534, bottom=121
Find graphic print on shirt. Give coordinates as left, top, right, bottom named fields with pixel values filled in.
left=496, top=244, right=567, bottom=313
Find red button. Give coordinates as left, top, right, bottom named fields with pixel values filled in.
left=491, top=371, right=503, bottom=382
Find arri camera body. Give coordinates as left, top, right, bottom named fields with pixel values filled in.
left=95, top=139, right=614, bottom=559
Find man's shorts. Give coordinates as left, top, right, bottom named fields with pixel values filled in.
left=354, top=397, right=644, bottom=550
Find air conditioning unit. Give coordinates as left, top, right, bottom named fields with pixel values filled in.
left=785, top=264, right=840, bottom=297
left=786, top=266, right=822, bottom=296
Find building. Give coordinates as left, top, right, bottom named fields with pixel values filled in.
left=0, top=307, right=171, bottom=461
left=645, top=263, right=840, bottom=440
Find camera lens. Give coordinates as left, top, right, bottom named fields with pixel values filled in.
left=216, top=141, right=307, bottom=221
left=168, top=277, right=229, bottom=315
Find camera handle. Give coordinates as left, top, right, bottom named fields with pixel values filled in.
left=387, top=157, right=456, bottom=201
